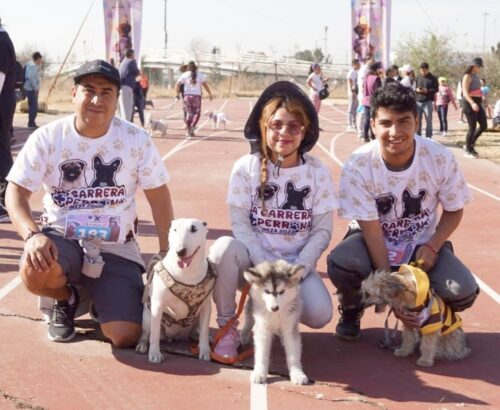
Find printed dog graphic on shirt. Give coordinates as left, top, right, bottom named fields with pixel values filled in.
left=401, top=188, right=427, bottom=219
left=375, top=193, right=397, bottom=219
left=90, top=155, right=122, bottom=188
left=253, top=183, right=280, bottom=209
left=59, top=159, right=88, bottom=190
left=280, top=181, right=311, bottom=210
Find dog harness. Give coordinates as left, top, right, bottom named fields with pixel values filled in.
left=402, top=264, right=462, bottom=336
left=147, top=259, right=217, bottom=328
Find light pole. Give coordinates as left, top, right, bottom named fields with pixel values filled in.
left=482, top=12, right=489, bottom=59
left=324, top=26, right=328, bottom=63
left=164, top=0, right=168, bottom=55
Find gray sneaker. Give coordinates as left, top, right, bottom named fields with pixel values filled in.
left=48, top=285, right=79, bottom=342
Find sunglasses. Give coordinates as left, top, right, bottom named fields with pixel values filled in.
left=267, top=120, right=304, bottom=136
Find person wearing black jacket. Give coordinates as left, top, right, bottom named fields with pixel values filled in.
left=415, top=62, right=438, bottom=138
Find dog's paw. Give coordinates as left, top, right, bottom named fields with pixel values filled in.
left=416, top=357, right=434, bottom=367
left=290, top=370, right=308, bottom=385
left=135, top=341, right=148, bottom=354
left=148, top=349, right=165, bottom=364
left=198, top=344, right=211, bottom=361
left=394, top=347, right=413, bottom=358
left=250, top=371, right=267, bottom=384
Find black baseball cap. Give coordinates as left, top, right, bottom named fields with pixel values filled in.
left=74, top=59, right=121, bottom=89
left=471, top=57, right=484, bottom=67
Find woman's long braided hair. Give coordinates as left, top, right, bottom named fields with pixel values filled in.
left=188, top=61, right=198, bottom=84
left=256, top=96, right=310, bottom=213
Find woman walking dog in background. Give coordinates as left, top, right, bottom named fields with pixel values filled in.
left=434, top=77, right=457, bottom=136
left=175, top=61, right=213, bottom=137
left=462, top=57, right=487, bottom=158
left=306, top=63, right=329, bottom=113
left=209, top=81, right=338, bottom=361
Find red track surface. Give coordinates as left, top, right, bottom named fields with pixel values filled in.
left=1, top=98, right=499, bottom=410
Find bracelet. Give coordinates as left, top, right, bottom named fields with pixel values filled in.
left=24, top=229, right=44, bottom=242
left=421, top=243, right=438, bottom=258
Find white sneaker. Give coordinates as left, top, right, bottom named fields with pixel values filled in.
left=464, top=151, right=477, bottom=159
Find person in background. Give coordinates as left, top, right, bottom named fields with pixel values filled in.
left=175, top=61, right=213, bottom=137
left=118, top=49, right=140, bottom=122
left=391, top=64, right=402, bottom=82
left=382, top=67, right=397, bottom=87
left=492, top=99, right=500, bottom=130
left=209, top=81, right=337, bottom=360
left=356, top=58, right=374, bottom=140
left=132, top=79, right=145, bottom=127
left=462, top=57, right=487, bottom=158
left=24, top=51, right=43, bottom=129
left=415, top=62, right=438, bottom=139
left=346, top=59, right=360, bottom=130
left=0, top=21, right=17, bottom=223
left=480, top=78, right=493, bottom=120
left=138, top=71, right=149, bottom=104
left=400, top=65, right=416, bottom=91
left=306, top=63, right=329, bottom=113
left=326, top=83, right=479, bottom=341
left=434, top=77, right=457, bottom=136
left=361, top=61, right=382, bottom=142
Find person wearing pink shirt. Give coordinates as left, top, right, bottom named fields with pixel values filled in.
left=434, top=77, right=457, bottom=136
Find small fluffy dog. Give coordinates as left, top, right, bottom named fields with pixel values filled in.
left=136, top=218, right=216, bottom=363
left=240, top=260, right=308, bottom=385
left=361, top=264, right=471, bottom=367
left=205, top=110, right=230, bottom=130
left=145, top=113, right=168, bottom=137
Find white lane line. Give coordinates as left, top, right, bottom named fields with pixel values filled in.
left=325, top=128, right=500, bottom=304
left=473, top=274, right=500, bottom=304
left=467, top=183, right=500, bottom=202
left=0, top=276, right=22, bottom=302
left=250, top=382, right=268, bottom=410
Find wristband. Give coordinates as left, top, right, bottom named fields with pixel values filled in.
left=24, top=229, right=44, bottom=242
left=421, top=243, right=438, bottom=258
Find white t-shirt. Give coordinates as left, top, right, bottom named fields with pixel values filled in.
left=494, top=100, right=500, bottom=117
left=176, top=71, right=207, bottom=96
left=307, top=73, right=324, bottom=93
left=7, top=115, right=170, bottom=244
left=338, top=135, right=472, bottom=266
left=346, top=68, right=358, bottom=93
left=227, top=153, right=338, bottom=262
left=357, top=64, right=368, bottom=101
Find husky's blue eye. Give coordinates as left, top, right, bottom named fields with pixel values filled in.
left=264, top=289, right=271, bottom=294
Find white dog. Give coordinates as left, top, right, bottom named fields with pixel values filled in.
left=205, top=110, right=230, bottom=130
left=240, top=260, right=308, bottom=385
left=145, top=112, right=168, bottom=137
left=135, top=218, right=216, bottom=363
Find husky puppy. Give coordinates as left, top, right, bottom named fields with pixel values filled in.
left=135, top=218, right=215, bottom=363
left=361, top=264, right=471, bottom=367
left=205, top=110, right=230, bottom=130
left=240, top=260, right=308, bottom=385
left=145, top=112, right=168, bottom=137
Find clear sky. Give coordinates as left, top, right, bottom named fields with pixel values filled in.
left=1, top=0, right=499, bottom=64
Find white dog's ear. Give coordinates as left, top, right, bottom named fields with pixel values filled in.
left=288, top=264, right=305, bottom=284
left=243, top=267, right=262, bottom=284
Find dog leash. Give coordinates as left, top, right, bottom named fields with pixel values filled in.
left=191, top=283, right=254, bottom=364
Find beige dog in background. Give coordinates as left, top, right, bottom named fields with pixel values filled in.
left=361, top=264, right=471, bottom=367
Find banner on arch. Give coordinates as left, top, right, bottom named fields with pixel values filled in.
left=103, top=0, right=143, bottom=66
left=351, top=0, right=391, bottom=67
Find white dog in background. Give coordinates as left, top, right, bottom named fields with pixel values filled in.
left=240, top=260, right=308, bottom=385
left=145, top=112, right=168, bottom=137
left=135, top=218, right=216, bottom=363
left=204, top=110, right=230, bottom=130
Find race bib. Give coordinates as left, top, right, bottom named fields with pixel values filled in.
left=387, top=242, right=415, bottom=266
left=65, top=214, right=121, bottom=242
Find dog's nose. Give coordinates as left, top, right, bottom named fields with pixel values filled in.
left=176, top=248, right=187, bottom=257
left=271, top=306, right=279, bottom=312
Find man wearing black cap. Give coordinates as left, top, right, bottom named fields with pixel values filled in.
left=415, top=62, right=438, bottom=138
left=5, top=59, right=174, bottom=347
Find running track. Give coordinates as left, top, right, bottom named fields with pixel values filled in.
left=1, top=97, right=499, bottom=410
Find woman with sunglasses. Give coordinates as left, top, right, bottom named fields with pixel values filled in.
left=209, top=81, right=338, bottom=361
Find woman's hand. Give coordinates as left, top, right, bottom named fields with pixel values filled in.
left=472, top=102, right=480, bottom=112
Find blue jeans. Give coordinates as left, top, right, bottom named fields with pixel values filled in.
left=25, top=89, right=38, bottom=126
left=437, top=104, right=449, bottom=132
left=417, top=100, right=434, bottom=138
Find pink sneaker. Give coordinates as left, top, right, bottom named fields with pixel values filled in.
left=214, top=325, right=240, bottom=359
